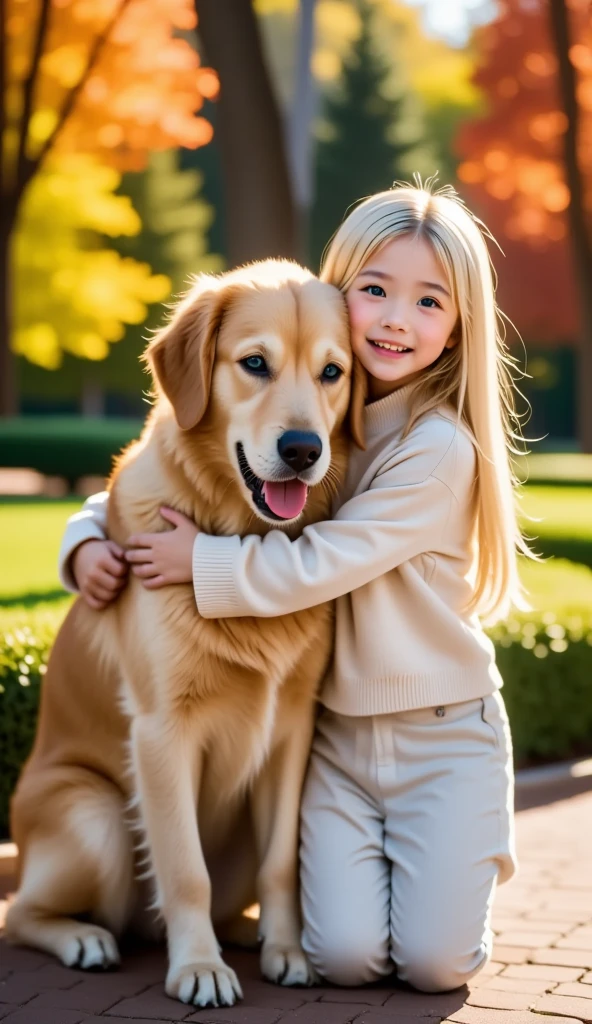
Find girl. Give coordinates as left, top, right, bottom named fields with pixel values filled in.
left=59, top=181, right=527, bottom=993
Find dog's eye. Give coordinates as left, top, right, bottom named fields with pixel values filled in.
left=241, top=355, right=269, bottom=376
left=321, top=363, right=342, bottom=382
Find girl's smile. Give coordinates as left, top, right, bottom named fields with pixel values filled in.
left=346, top=234, right=459, bottom=400
left=366, top=339, right=412, bottom=357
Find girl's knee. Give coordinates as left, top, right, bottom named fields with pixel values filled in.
left=397, top=946, right=489, bottom=993
left=303, top=928, right=390, bottom=987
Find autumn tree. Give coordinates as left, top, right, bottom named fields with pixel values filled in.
left=114, top=151, right=222, bottom=289
left=310, top=0, right=420, bottom=265
left=456, top=0, right=592, bottom=450
left=1, top=0, right=217, bottom=415
left=20, top=148, right=226, bottom=415
left=14, top=155, right=170, bottom=374
left=85, top=150, right=224, bottom=413
left=254, top=0, right=480, bottom=267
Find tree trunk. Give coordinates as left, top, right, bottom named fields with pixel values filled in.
left=195, top=0, right=299, bottom=266
left=548, top=0, right=592, bottom=453
left=0, top=202, right=18, bottom=417
left=287, top=0, right=318, bottom=263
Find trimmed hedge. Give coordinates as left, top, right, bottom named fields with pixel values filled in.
left=1, top=604, right=591, bottom=838
left=0, top=417, right=143, bottom=485
left=524, top=535, right=592, bottom=570
left=491, top=614, right=592, bottom=763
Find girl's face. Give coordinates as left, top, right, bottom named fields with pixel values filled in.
left=346, top=234, right=459, bottom=401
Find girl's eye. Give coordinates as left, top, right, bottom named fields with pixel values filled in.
left=321, top=363, right=343, bottom=382
left=240, top=355, right=269, bottom=376
left=362, top=284, right=386, bottom=298
left=418, top=296, right=441, bottom=309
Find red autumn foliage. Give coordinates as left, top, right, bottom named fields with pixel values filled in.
left=455, top=0, right=591, bottom=344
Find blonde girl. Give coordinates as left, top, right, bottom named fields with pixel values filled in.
left=60, top=182, right=526, bottom=992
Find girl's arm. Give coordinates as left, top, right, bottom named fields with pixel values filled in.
left=126, top=463, right=459, bottom=615
left=59, top=491, right=127, bottom=608
left=192, top=468, right=453, bottom=618
left=125, top=426, right=475, bottom=619
left=59, top=491, right=110, bottom=590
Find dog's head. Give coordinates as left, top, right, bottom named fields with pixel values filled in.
left=145, top=260, right=365, bottom=525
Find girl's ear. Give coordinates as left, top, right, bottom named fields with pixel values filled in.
left=348, top=354, right=367, bottom=450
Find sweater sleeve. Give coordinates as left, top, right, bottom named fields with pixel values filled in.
left=58, top=490, right=110, bottom=592
left=192, top=468, right=454, bottom=618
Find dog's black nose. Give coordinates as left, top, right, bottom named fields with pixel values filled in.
left=277, top=431, right=322, bottom=472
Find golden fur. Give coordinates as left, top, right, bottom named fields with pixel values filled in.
left=6, top=260, right=364, bottom=1008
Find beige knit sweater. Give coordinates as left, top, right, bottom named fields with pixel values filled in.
left=59, top=385, right=502, bottom=715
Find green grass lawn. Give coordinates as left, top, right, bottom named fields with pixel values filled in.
left=0, top=499, right=80, bottom=603
left=520, top=486, right=592, bottom=540
left=519, top=485, right=592, bottom=567
left=518, top=556, right=592, bottom=619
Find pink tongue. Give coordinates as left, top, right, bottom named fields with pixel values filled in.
left=263, top=480, right=308, bottom=519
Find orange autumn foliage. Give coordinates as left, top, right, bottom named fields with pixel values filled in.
left=4, top=0, right=219, bottom=177
left=455, top=0, right=591, bottom=342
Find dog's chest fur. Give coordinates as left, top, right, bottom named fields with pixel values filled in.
left=105, top=421, right=337, bottom=760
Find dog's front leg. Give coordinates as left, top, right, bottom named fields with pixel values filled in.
left=130, top=714, right=242, bottom=1007
left=251, top=701, right=318, bottom=987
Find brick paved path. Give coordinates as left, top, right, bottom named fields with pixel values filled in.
left=2, top=788, right=592, bottom=1024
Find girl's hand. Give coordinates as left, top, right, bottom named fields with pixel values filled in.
left=125, top=507, right=198, bottom=589
left=73, top=539, right=129, bottom=610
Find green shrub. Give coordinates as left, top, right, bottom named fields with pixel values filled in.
left=0, top=600, right=70, bottom=838
left=1, top=597, right=591, bottom=838
left=0, top=417, right=143, bottom=485
left=492, top=613, right=592, bottom=763
left=1, top=624, right=51, bottom=839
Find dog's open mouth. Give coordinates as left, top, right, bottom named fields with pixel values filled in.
left=236, top=443, right=309, bottom=520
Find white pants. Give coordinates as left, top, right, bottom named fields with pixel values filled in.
left=300, top=692, right=517, bottom=992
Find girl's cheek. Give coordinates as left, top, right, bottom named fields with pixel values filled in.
left=346, top=296, right=367, bottom=331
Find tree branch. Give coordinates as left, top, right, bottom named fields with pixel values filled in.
left=26, top=0, right=133, bottom=188
left=15, top=0, right=51, bottom=197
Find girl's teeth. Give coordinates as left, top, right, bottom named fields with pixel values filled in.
left=371, top=340, right=409, bottom=352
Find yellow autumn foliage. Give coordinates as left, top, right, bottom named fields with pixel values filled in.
left=13, top=154, right=170, bottom=369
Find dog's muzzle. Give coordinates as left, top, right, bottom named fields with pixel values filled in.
left=236, top=434, right=322, bottom=521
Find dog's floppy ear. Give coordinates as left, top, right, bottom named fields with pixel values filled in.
left=348, top=354, right=367, bottom=450
left=144, top=276, right=227, bottom=430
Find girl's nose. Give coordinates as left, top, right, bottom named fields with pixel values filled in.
left=380, top=307, right=410, bottom=332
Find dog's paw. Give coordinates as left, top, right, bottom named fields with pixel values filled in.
left=166, top=961, right=243, bottom=1007
left=61, top=926, right=121, bottom=970
left=261, top=942, right=320, bottom=987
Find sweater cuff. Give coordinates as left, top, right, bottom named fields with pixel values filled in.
left=58, top=516, right=109, bottom=593
left=192, top=533, right=244, bottom=618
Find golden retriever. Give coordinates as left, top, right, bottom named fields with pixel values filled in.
left=6, top=260, right=365, bottom=1008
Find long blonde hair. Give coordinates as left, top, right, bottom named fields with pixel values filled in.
left=320, top=181, right=532, bottom=623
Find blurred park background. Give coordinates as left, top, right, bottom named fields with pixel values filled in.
left=1, top=0, right=591, bottom=835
